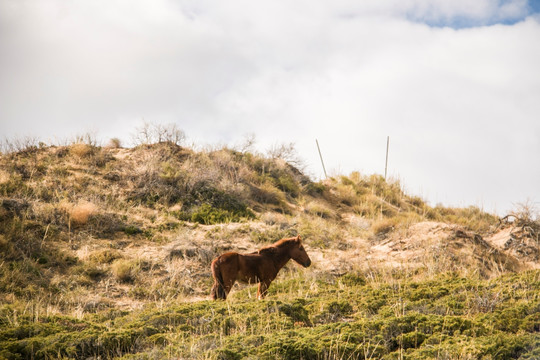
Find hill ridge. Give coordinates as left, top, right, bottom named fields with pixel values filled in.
left=1, top=141, right=540, bottom=359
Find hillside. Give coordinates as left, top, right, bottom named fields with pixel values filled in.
left=1, top=141, right=539, bottom=359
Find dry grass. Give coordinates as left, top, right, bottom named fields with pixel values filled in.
left=106, top=138, right=122, bottom=149
left=0, top=139, right=534, bottom=325
left=299, top=215, right=344, bottom=249
left=69, top=143, right=94, bottom=158
left=304, top=200, right=336, bottom=219
left=371, top=217, right=399, bottom=236
left=250, top=182, right=287, bottom=207
left=111, top=259, right=142, bottom=283
left=70, top=202, right=98, bottom=225
left=88, top=249, right=123, bottom=264
left=0, top=169, right=10, bottom=184
left=371, top=211, right=423, bottom=237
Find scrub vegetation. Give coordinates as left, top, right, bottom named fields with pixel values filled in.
left=0, top=131, right=538, bottom=359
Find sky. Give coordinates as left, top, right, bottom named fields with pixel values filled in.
left=1, top=0, right=539, bottom=215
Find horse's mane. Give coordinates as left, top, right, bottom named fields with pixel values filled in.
left=257, top=236, right=300, bottom=255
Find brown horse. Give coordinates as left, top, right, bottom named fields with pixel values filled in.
left=211, top=235, right=311, bottom=300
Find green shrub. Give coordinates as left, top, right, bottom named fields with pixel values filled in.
left=182, top=185, right=255, bottom=224
left=191, top=204, right=233, bottom=225
left=123, top=225, right=143, bottom=235
left=278, top=299, right=312, bottom=326
left=314, top=301, right=353, bottom=324
left=340, top=272, right=367, bottom=286
left=249, top=183, right=286, bottom=206
left=190, top=204, right=254, bottom=225
left=274, top=174, right=300, bottom=198
left=0, top=271, right=538, bottom=359
left=305, top=182, right=325, bottom=196
left=88, top=249, right=123, bottom=264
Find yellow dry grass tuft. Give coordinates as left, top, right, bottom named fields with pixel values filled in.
left=70, top=202, right=98, bottom=225
left=0, top=169, right=10, bottom=184
left=304, top=200, right=336, bottom=219
left=106, top=138, right=122, bottom=149
left=111, top=259, right=143, bottom=283
left=69, top=143, right=93, bottom=158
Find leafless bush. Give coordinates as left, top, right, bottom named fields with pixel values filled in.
left=0, top=136, right=41, bottom=154
left=502, top=201, right=540, bottom=249
left=506, top=201, right=539, bottom=224
left=158, top=123, right=185, bottom=145
left=132, top=122, right=186, bottom=146
left=235, top=133, right=257, bottom=153
left=503, top=202, right=539, bottom=234
left=266, top=142, right=304, bottom=169
left=72, top=132, right=99, bottom=147
left=133, top=122, right=153, bottom=145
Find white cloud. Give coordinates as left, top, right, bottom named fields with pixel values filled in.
left=0, top=0, right=539, bottom=213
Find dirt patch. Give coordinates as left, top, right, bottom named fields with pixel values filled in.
left=362, top=222, right=527, bottom=276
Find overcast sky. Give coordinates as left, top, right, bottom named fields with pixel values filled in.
left=1, top=0, right=539, bottom=214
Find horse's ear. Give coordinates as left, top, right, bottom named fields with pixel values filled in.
left=296, top=235, right=302, bottom=242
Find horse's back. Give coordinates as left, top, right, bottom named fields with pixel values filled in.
left=212, top=252, right=240, bottom=268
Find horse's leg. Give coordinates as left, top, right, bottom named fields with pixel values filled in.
left=211, top=258, right=233, bottom=300
left=211, top=280, right=226, bottom=300
left=211, top=282, right=225, bottom=300
left=211, top=276, right=236, bottom=300
left=223, top=278, right=235, bottom=297
left=257, top=280, right=272, bottom=299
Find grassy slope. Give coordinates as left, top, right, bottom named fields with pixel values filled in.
left=0, top=142, right=538, bottom=359
left=1, top=271, right=539, bottom=359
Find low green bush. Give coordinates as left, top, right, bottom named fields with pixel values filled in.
left=190, top=204, right=254, bottom=225
left=1, top=270, right=539, bottom=359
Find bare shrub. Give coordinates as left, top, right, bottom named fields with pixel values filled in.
left=235, top=133, right=257, bottom=153
left=266, top=142, right=304, bottom=169
left=501, top=201, right=540, bottom=259
left=72, top=132, right=99, bottom=147
left=0, top=136, right=41, bottom=154
left=163, top=123, right=185, bottom=145
left=132, top=122, right=152, bottom=145
left=132, top=122, right=186, bottom=146
left=504, top=201, right=539, bottom=228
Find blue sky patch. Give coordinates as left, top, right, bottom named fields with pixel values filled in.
left=410, top=0, right=539, bottom=29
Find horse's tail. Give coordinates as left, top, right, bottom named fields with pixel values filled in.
left=211, top=258, right=227, bottom=300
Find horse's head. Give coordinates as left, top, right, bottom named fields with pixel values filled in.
left=289, top=236, right=311, bottom=268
